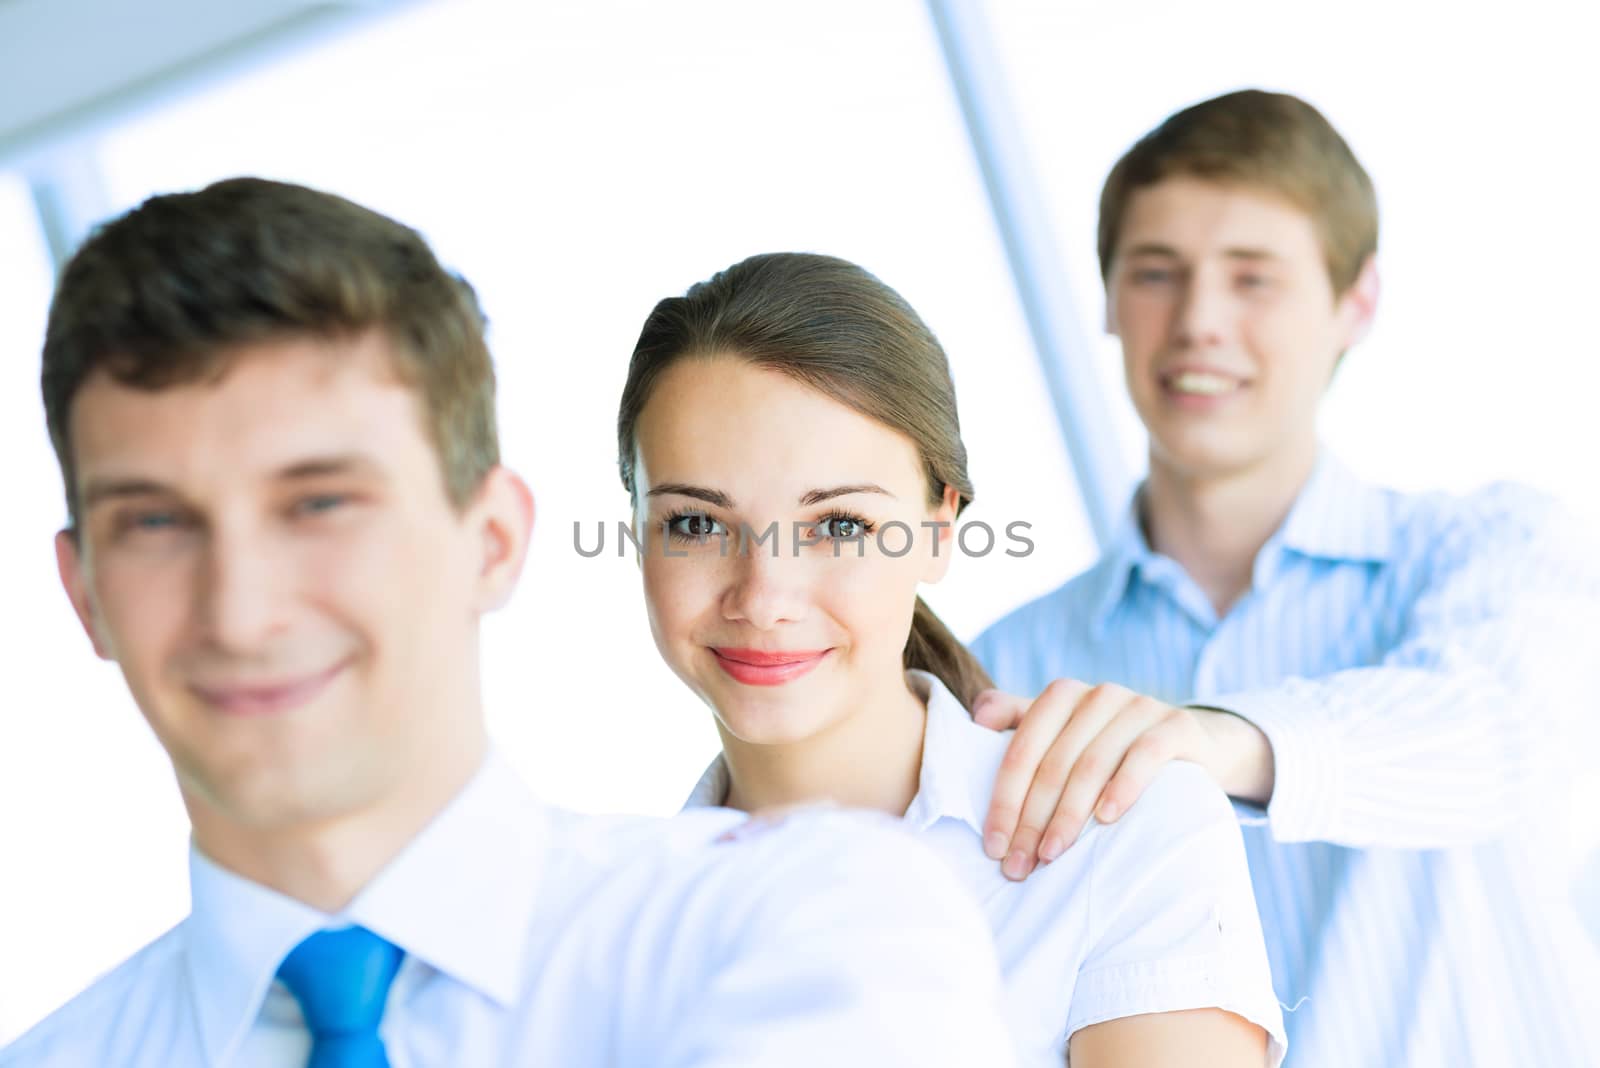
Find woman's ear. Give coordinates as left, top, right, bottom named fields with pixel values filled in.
left=921, top=484, right=962, bottom=585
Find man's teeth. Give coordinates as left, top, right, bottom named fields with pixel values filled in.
left=1169, top=372, right=1238, bottom=396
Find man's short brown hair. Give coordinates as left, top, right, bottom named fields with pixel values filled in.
left=41, top=177, right=499, bottom=529
left=1098, top=89, right=1379, bottom=294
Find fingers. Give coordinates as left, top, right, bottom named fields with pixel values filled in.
left=1002, top=687, right=1129, bottom=878
left=971, top=689, right=1028, bottom=730
left=1094, top=706, right=1198, bottom=822
left=982, top=678, right=1089, bottom=861
left=1036, top=696, right=1171, bottom=862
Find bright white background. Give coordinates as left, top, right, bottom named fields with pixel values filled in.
left=1, top=0, right=1595, bottom=1044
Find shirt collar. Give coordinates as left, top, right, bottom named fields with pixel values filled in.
left=683, top=754, right=732, bottom=811
left=1088, top=492, right=1159, bottom=635
left=900, top=670, right=1002, bottom=836
left=682, top=671, right=1003, bottom=839
left=1275, top=452, right=1395, bottom=564
left=1089, top=451, right=1394, bottom=633
left=185, top=749, right=547, bottom=1066
left=185, top=844, right=326, bottom=1067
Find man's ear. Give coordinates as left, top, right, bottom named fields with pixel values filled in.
left=473, top=467, right=536, bottom=613
left=1338, top=254, right=1380, bottom=349
left=921, top=485, right=962, bottom=585
left=55, top=529, right=111, bottom=660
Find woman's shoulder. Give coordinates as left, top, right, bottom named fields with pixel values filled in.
left=944, top=763, right=1237, bottom=919
left=1087, top=761, right=1238, bottom=861
left=1063, top=763, right=1284, bottom=1059
left=1121, top=761, right=1234, bottom=823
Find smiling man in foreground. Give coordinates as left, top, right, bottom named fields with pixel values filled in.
left=0, top=178, right=1014, bottom=1068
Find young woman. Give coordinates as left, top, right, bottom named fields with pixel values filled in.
left=616, top=252, right=1287, bottom=1067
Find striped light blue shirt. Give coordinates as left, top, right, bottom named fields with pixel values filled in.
left=971, top=453, right=1600, bottom=1067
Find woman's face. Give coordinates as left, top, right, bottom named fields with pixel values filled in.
left=632, top=355, right=958, bottom=746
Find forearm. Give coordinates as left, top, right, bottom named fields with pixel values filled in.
left=1201, top=665, right=1553, bottom=848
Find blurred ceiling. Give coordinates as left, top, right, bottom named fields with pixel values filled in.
left=0, top=0, right=422, bottom=166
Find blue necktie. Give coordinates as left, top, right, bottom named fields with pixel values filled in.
left=276, top=926, right=404, bottom=1068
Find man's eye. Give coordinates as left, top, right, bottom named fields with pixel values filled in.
left=119, top=511, right=185, bottom=536
left=293, top=495, right=348, bottom=517
left=666, top=513, right=726, bottom=541
left=1236, top=274, right=1271, bottom=290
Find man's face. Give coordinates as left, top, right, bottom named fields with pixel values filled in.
left=1106, top=176, right=1375, bottom=481
left=56, top=331, right=527, bottom=838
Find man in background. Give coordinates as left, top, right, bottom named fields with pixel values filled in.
left=973, top=89, right=1600, bottom=1065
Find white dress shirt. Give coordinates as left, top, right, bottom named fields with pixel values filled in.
left=2, top=750, right=1016, bottom=1067
left=686, top=671, right=1288, bottom=1067
left=971, top=453, right=1600, bottom=1066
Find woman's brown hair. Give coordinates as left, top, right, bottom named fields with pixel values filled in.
left=617, top=252, right=994, bottom=708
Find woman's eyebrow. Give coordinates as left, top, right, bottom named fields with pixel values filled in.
left=800, top=484, right=894, bottom=505
left=645, top=483, right=895, bottom=507
left=646, top=483, right=733, bottom=508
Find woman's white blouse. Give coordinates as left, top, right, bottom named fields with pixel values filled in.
left=686, top=670, right=1287, bottom=1067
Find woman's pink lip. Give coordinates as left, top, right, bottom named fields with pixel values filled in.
left=191, top=658, right=351, bottom=717
left=712, top=648, right=831, bottom=686
left=714, top=647, right=831, bottom=666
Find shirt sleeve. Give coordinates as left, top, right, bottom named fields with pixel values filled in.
left=1068, top=762, right=1286, bottom=1067
left=1197, top=486, right=1600, bottom=848
left=656, top=809, right=1018, bottom=1068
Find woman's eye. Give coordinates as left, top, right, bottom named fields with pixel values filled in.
left=812, top=513, right=872, bottom=541
left=824, top=516, right=862, bottom=539
left=666, top=513, right=725, bottom=541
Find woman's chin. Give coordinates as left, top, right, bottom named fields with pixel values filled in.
left=712, top=696, right=830, bottom=748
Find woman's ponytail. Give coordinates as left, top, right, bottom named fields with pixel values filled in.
left=903, top=595, right=994, bottom=710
